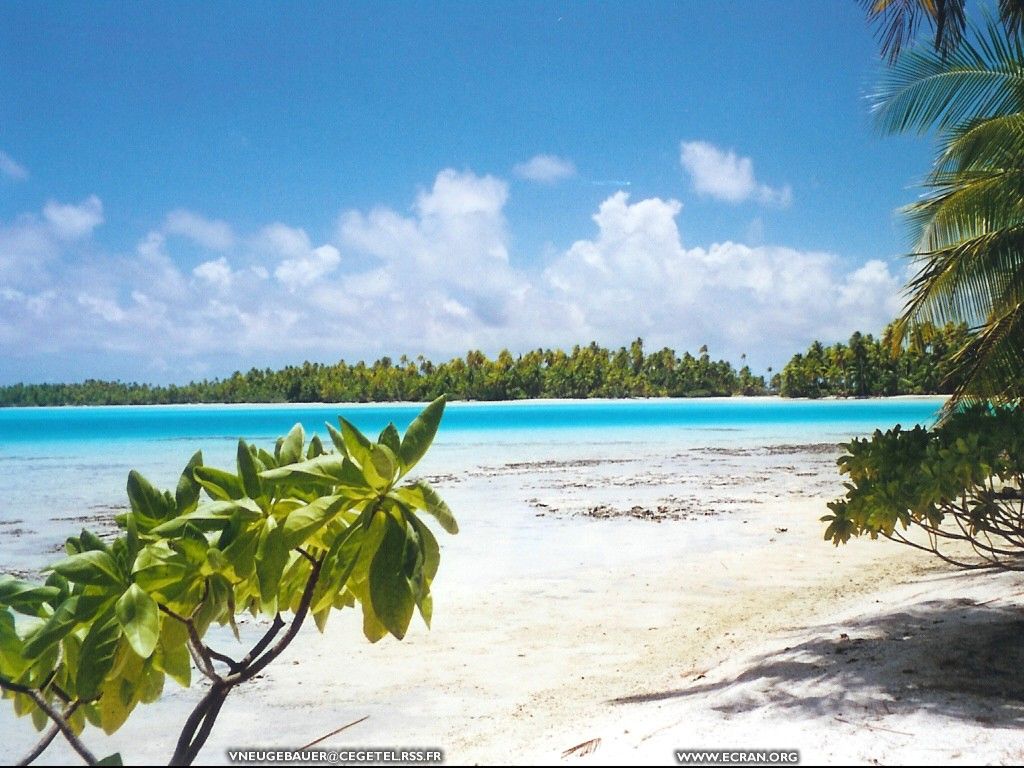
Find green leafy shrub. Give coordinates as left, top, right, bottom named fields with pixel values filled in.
left=823, top=405, right=1024, bottom=569
left=0, top=397, right=456, bottom=766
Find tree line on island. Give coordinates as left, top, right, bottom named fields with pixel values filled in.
left=0, top=320, right=970, bottom=406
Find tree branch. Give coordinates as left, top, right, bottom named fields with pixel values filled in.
left=17, top=702, right=79, bottom=766
left=229, top=559, right=322, bottom=685
left=170, top=560, right=324, bottom=765
left=159, top=604, right=223, bottom=683
left=0, top=680, right=96, bottom=766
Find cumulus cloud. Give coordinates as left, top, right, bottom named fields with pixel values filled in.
left=164, top=209, right=235, bottom=251
left=43, top=195, right=104, bottom=240
left=513, top=154, right=577, bottom=184
left=193, top=257, right=234, bottom=291
left=680, top=141, right=792, bottom=206
left=544, top=191, right=897, bottom=360
left=263, top=224, right=341, bottom=291
left=0, top=171, right=903, bottom=382
left=0, top=150, right=28, bottom=181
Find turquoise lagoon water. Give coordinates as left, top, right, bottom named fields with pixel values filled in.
left=0, top=396, right=944, bottom=445
left=0, top=397, right=945, bottom=574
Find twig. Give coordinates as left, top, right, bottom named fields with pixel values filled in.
left=299, top=715, right=370, bottom=750
left=834, top=715, right=913, bottom=737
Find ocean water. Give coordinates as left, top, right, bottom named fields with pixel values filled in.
left=0, top=397, right=944, bottom=575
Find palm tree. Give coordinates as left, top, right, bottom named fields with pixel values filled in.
left=861, top=0, right=1024, bottom=62
left=873, top=19, right=1024, bottom=405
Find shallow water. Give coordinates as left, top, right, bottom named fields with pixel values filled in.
left=0, top=397, right=944, bottom=576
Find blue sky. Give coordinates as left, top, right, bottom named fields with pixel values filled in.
left=0, top=1, right=937, bottom=383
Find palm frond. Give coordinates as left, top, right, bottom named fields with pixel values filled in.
left=861, top=0, right=966, bottom=63
left=872, top=19, right=1024, bottom=134
left=900, top=224, right=1024, bottom=325
left=1001, top=0, right=1024, bottom=37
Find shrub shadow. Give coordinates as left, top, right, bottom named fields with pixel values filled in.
left=610, top=596, right=1024, bottom=728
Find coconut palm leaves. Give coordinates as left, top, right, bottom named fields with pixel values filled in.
left=861, top=0, right=1024, bottom=63
left=872, top=20, right=1024, bottom=405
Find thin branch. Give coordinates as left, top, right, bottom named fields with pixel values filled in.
left=229, top=558, right=323, bottom=685
left=233, top=614, right=285, bottom=671
left=204, top=646, right=241, bottom=673
left=0, top=681, right=97, bottom=766
left=159, top=604, right=223, bottom=683
left=17, top=702, right=79, bottom=766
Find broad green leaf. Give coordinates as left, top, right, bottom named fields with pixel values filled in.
left=221, top=526, right=260, bottom=580
left=398, top=396, right=445, bottom=473
left=282, top=494, right=348, bottom=549
left=79, top=529, right=110, bottom=553
left=333, top=457, right=375, bottom=495
left=256, top=447, right=277, bottom=469
left=156, top=637, right=191, bottom=688
left=139, top=664, right=165, bottom=703
left=350, top=506, right=388, bottom=585
left=256, top=517, right=289, bottom=605
left=115, top=584, right=160, bottom=659
left=311, top=521, right=364, bottom=613
left=363, top=444, right=398, bottom=491
left=279, top=423, right=305, bottom=465
left=339, top=417, right=372, bottom=466
left=175, top=451, right=204, bottom=514
left=325, top=422, right=349, bottom=456
left=192, top=465, right=245, bottom=501
left=0, top=610, right=26, bottom=676
left=378, top=423, right=401, bottom=455
left=313, top=604, right=331, bottom=632
left=368, top=515, right=415, bottom=640
left=97, top=671, right=131, bottom=737
left=259, top=454, right=346, bottom=485
left=131, top=545, right=190, bottom=593
left=0, top=576, right=60, bottom=615
left=237, top=440, right=263, bottom=499
left=307, top=435, right=325, bottom=459
left=407, top=513, right=441, bottom=583
left=149, top=498, right=263, bottom=535
left=127, top=471, right=175, bottom=523
left=23, top=596, right=80, bottom=659
left=98, top=753, right=124, bottom=765
left=49, top=550, right=125, bottom=588
left=360, top=593, right=389, bottom=644
left=393, top=481, right=458, bottom=534
left=77, top=611, right=121, bottom=699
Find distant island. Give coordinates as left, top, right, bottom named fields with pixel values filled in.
left=0, top=322, right=969, bottom=407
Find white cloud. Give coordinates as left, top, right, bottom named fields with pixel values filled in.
left=680, top=141, right=791, bottom=206
left=193, top=257, right=234, bottom=291
left=0, top=150, right=28, bottom=181
left=513, top=154, right=577, bottom=184
left=544, top=191, right=896, bottom=360
left=0, top=171, right=903, bottom=382
left=263, top=224, right=341, bottom=291
left=164, top=209, right=235, bottom=251
left=77, top=294, right=126, bottom=323
left=43, top=195, right=104, bottom=240
left=334, top=169, right=530, bottom=342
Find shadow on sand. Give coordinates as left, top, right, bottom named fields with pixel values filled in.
left=610, top=595, right=1024, bottom=729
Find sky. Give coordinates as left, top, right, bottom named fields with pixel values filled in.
left=0, top=1, right=939, bottom=384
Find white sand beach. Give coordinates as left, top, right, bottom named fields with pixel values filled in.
left=9, top=430, right=1021, bottom=766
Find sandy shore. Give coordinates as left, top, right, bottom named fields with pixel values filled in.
left=9, top=438, right=1022, bottom=765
